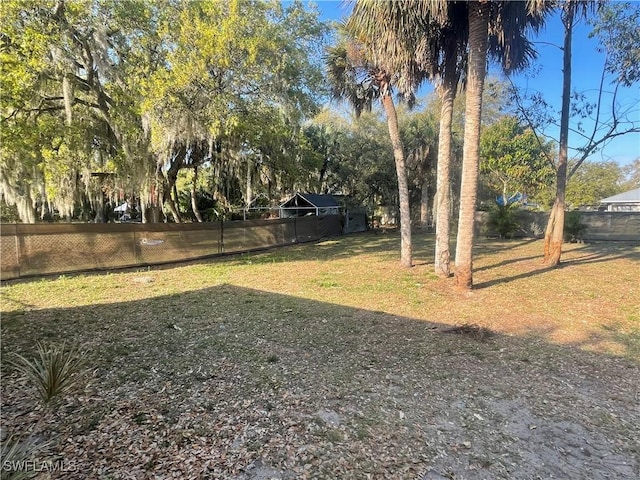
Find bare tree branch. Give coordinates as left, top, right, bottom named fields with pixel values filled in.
left=507, top=77, right=557, bottom=170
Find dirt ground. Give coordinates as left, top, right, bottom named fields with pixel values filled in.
left=1, top=235, right=638, bottom=479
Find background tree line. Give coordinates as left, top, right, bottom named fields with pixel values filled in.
left=1, top=0, right=330, bottom=223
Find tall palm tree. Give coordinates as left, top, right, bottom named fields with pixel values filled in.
left=326, top=39, right=414, bottom=267
left=454, top=1, right=490, bottom=289
left=347, top=0, right=462, bottom=278
left=454, top=0, right=549, bottom=289
left=432, top=2, right=468, bottom=278
left=345, top=0, right=548, bottom=286
left=344, top=1, right=448, bottom=269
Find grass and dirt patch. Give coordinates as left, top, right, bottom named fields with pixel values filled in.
left=1, top=232, right=639, bottom=479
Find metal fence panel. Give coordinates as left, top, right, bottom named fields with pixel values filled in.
left=134, top=225, right=221, bottom=265
left=19, top=230, right=138, bottom=276
left=222, top=218, right=293, bottom=254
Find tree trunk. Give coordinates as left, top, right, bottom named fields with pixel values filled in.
left=161, top=149, right=183, bottom=223
left=502, top=180, right=508, bottom=206
left=140, top=196, right=148, bottom=223
left=420, top=178, right=429, bottom=228
left=94, top=191, right=106, bottom=223
left=145, top=205, right=163, bottom=223
left=544, top=4, right=573, bottom=266
left=191, top=166, right=203, bottom=222
left=246, top=157, right=252, bottom=208
left=544, top=197, right=564, bottom=261
left=319, top=147, right=329, bottom=190
left=434, top=52, right=458, bottom=278
left=163, top=174, right=181, bottom=223
left=455, top=1, right=489, bottom=290
left=380, top=91, right=412, bottom=268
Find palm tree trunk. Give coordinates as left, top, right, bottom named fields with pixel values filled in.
left=380, top=91, right=412, bottom=268
left=434, top=57, right=458, bottom=278
left=455, top=1, right=489, bottom=289
left=544, top=3, right=573, bottom=266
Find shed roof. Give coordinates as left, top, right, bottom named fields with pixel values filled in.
left=280, top=193, right=339, bottom=208
left=601, top=188, right=640, bottom=204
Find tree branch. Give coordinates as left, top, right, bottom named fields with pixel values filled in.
left=568, top=126, right=640, bottom=180
left=507, top=77, right=557, bottom=171
left=532, top=40, right=563, bottom=51
left=568, top=66, right=637, bottom=180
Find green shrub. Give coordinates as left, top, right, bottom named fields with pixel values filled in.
left=564, top=211, right=587, bottom=243
left=487, top=204, right=520, bottom=239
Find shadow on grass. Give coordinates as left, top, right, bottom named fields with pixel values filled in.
left=575, top=240, right=640, bottom=262
left=473, top=240, right=640, bottom=289
left=475, top=237, right=541, bottom=252
left=1, top=284, right=638, bottom=479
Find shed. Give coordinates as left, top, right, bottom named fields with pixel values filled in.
left=279, top=193, right=340, bottom=218
left=600, top=188, right=640, bottom=212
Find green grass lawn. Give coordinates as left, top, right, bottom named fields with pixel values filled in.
left=1, top=232, right=639, bottom=479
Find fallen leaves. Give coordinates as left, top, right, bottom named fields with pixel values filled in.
left=1, top=237, right=639, bottom=479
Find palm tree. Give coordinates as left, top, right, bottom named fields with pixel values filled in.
left=345, top=0, right=548, bottom=286
left=432, top=2, right=468, bottom=278
left=326, top=39, right=414, bottom=267
left=346, top=0, right=462, bottom=278
left=454, top=0, right=549, bottom=289
left=453, top=1, right=490, bottom=289
left=344, top=1, right=450, bottom=269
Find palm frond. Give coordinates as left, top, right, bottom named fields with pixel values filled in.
left=488, top=0, right=553, bottom=75
left=333, top=0, right=553, bottom=102
left=324, top=41, right=377, bottom=117
left=345, top=0, right=445, bottom=96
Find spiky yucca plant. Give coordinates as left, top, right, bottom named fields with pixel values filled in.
left=10, top=341, right=85, bottom=405
left=0, top=435, right=49, bottom=480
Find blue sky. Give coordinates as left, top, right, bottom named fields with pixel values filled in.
left=308, top=0, right=640, bottom=168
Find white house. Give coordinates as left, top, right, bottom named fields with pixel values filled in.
left=600, top=188, right=640, bottom=212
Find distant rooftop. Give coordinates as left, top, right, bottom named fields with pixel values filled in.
left=601, top=188, right=640, bottom=204
left=281, top=193, right=339, bottom=208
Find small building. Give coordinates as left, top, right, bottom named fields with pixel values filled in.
left=279, top=193, right=340, bottom=218
left=600, top=188, right=640, bottom=212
